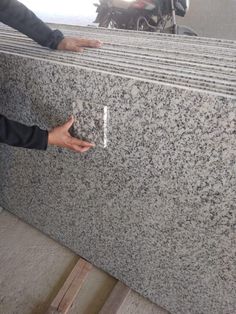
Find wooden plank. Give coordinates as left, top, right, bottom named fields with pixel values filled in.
left=58, top=260, right=92, bottom=313
left=47, top=258, right=92, bottom=314
left=99, top=281, right=131, bottom=314
left=50, top=258, right=85, bottom=309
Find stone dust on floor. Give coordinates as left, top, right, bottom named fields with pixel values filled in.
left=0, top=209, right=169, bottom=314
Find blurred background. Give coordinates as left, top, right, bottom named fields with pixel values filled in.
left=21, top=0, right=97, bottom=26
left=20, top=0, right=236, bottom=40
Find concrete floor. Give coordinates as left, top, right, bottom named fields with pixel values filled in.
left=0, top=209, right=169, bottom=314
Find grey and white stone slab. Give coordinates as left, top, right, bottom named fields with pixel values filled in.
left=0, top=46, right=236, bottom=314
left=1, top=24, right=235, bottom=76
left=48, top=23, right=236, bottom=46
left=2, top=21, right=236, bottom=48
left=1, top=38, right=235, bottom=80
left=1, top=30, right=235, bottom=67
left=1, top=23, right=236, bottom=57
left=1, top=45, right=234, bottom=85
left=0, top=31, right=235, bottom=98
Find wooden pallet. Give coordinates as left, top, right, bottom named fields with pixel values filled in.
left=46, top=258, right=131, bottom=314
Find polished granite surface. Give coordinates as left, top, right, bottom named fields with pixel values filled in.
left=0, top=25, right=236, bottom=314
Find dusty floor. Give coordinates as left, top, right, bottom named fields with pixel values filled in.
left=0, top=209, right=169, bottom=314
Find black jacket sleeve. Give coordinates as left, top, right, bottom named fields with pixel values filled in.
left=0, top=114, right=48, bottom=150
left=0, top=0, right=61, bottom=150
left=0, top=0, right=64, bottom=49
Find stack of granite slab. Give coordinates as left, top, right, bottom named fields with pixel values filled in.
left=0, top=23, right=235, bottom=314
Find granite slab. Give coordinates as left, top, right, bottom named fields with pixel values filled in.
left=1, top=23, right=236, bottom=61
left=0, top=28, right=235, bottom=98
left=0, top=26, right=236, bottom=314
left=5, top=24, right=236, bottom=51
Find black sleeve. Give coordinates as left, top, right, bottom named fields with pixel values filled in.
left=0, top=0, right=64, bottom=49
left=0, top=114, right=48, bottom=150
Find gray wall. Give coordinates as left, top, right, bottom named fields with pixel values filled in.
left=178, top=0, right=236, bottom=40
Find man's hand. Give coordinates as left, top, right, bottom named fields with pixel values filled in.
left=57, top=37, right=102, bottom=53
left=48, top=116, right=95, bottom=153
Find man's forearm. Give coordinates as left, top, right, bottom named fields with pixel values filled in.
left=0, top=0, right=64, bottom=49
left=0, top=114, right=48, bottom=150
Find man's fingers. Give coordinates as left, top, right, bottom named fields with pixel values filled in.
left=76, top=38, right=102, bottom=48
left=57, top=37, right=103, bottom=53
left=79, top=147, right=91, bottom=152
left=48, top=116, right=96, bottom=153
left=69, top=137, right=95, bottom=148
left=65, top=137, right=95, bottom=152
left=71, top=145, right=91, bottom=153
left=71, top=39, right=101, bottom=51
left=63, top=116, right=74, bottom=130
left=81, top=39, right=102, bottom=48
left=74, top=45, right=84, bottom=53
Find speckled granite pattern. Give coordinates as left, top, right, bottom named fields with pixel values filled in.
left=72, top=100, right=105, bottom=147
left=0, top=24, right=235, bottom=98
left=0, top=25, right=236, bottom=314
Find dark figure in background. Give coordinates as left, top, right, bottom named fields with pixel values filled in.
left=0, top=0, right=102, bottom=153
